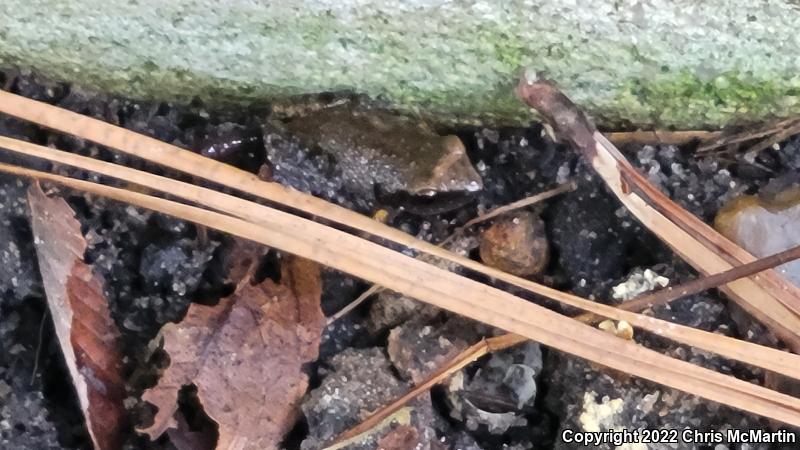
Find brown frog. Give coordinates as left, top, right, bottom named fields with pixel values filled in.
left=263, top=104, right=483, bottom=212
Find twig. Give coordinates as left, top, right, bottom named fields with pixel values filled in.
left=574, top=243, right=800, bottom=323
left=326, top=284, right=382, bottom=325
left=30, top=310, right=48, bottom=386
left=605, top=130, right=722, bottom=147
left=334, top=243, right=800, bottom=441
left=604, top=244, right=800, bottom=318
left=697, top=118, right=800, bottom=153
left=327, top=182, right=574, bottom=325
left=460, top=181, right=575, bottom=230
left=516, top=76, right=800, bottom=352
left=333, top=334, right=525, bottom=443
left=741, top=124, right=800, bottom=155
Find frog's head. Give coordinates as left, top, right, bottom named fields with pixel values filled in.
left=412, top=135, right=483, bottom=197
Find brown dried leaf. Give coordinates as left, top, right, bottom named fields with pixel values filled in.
left=140, top=255, right=325, bottom=449
left=28, top=183, right=128, bottom=450
left=167, top=413, right=216, bottom=450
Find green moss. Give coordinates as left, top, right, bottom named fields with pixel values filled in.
left=475, top=26, right=533, bottom=70
left=8, top=50, right=800, bottom=129
left=615, top=71, right=800, bottom=127
left=4, top=0, right=800, bottom=128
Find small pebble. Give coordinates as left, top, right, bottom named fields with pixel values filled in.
left=479, top=212, right=549, bottom=277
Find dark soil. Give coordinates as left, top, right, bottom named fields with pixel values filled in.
left=1, top=70, right=799, bottom=449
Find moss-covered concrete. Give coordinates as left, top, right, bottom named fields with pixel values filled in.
left=3, top=1, right=800, bottom=128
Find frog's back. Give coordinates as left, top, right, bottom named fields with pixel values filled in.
left=284, top=105, right=481, bottom=195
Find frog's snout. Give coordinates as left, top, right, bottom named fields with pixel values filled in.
left=418, top=135, right=483, bottom=195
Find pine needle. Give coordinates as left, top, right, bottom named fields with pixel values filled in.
left=517, top=77, right=800, bottom=352
left=3, top=162, right=800, bottom=427
left=605, top=130, right=722, bottom=147
left=334, top=244, right=800, bottom=442
left=2, top=93, right=800, bottom=427
left=332, top=334, right=526, bottom=443
left=328, top=181, right=575, bottom=325
left=2, top=137, right=799, bottom=381
left=459, top=181, right=575, bottom=229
